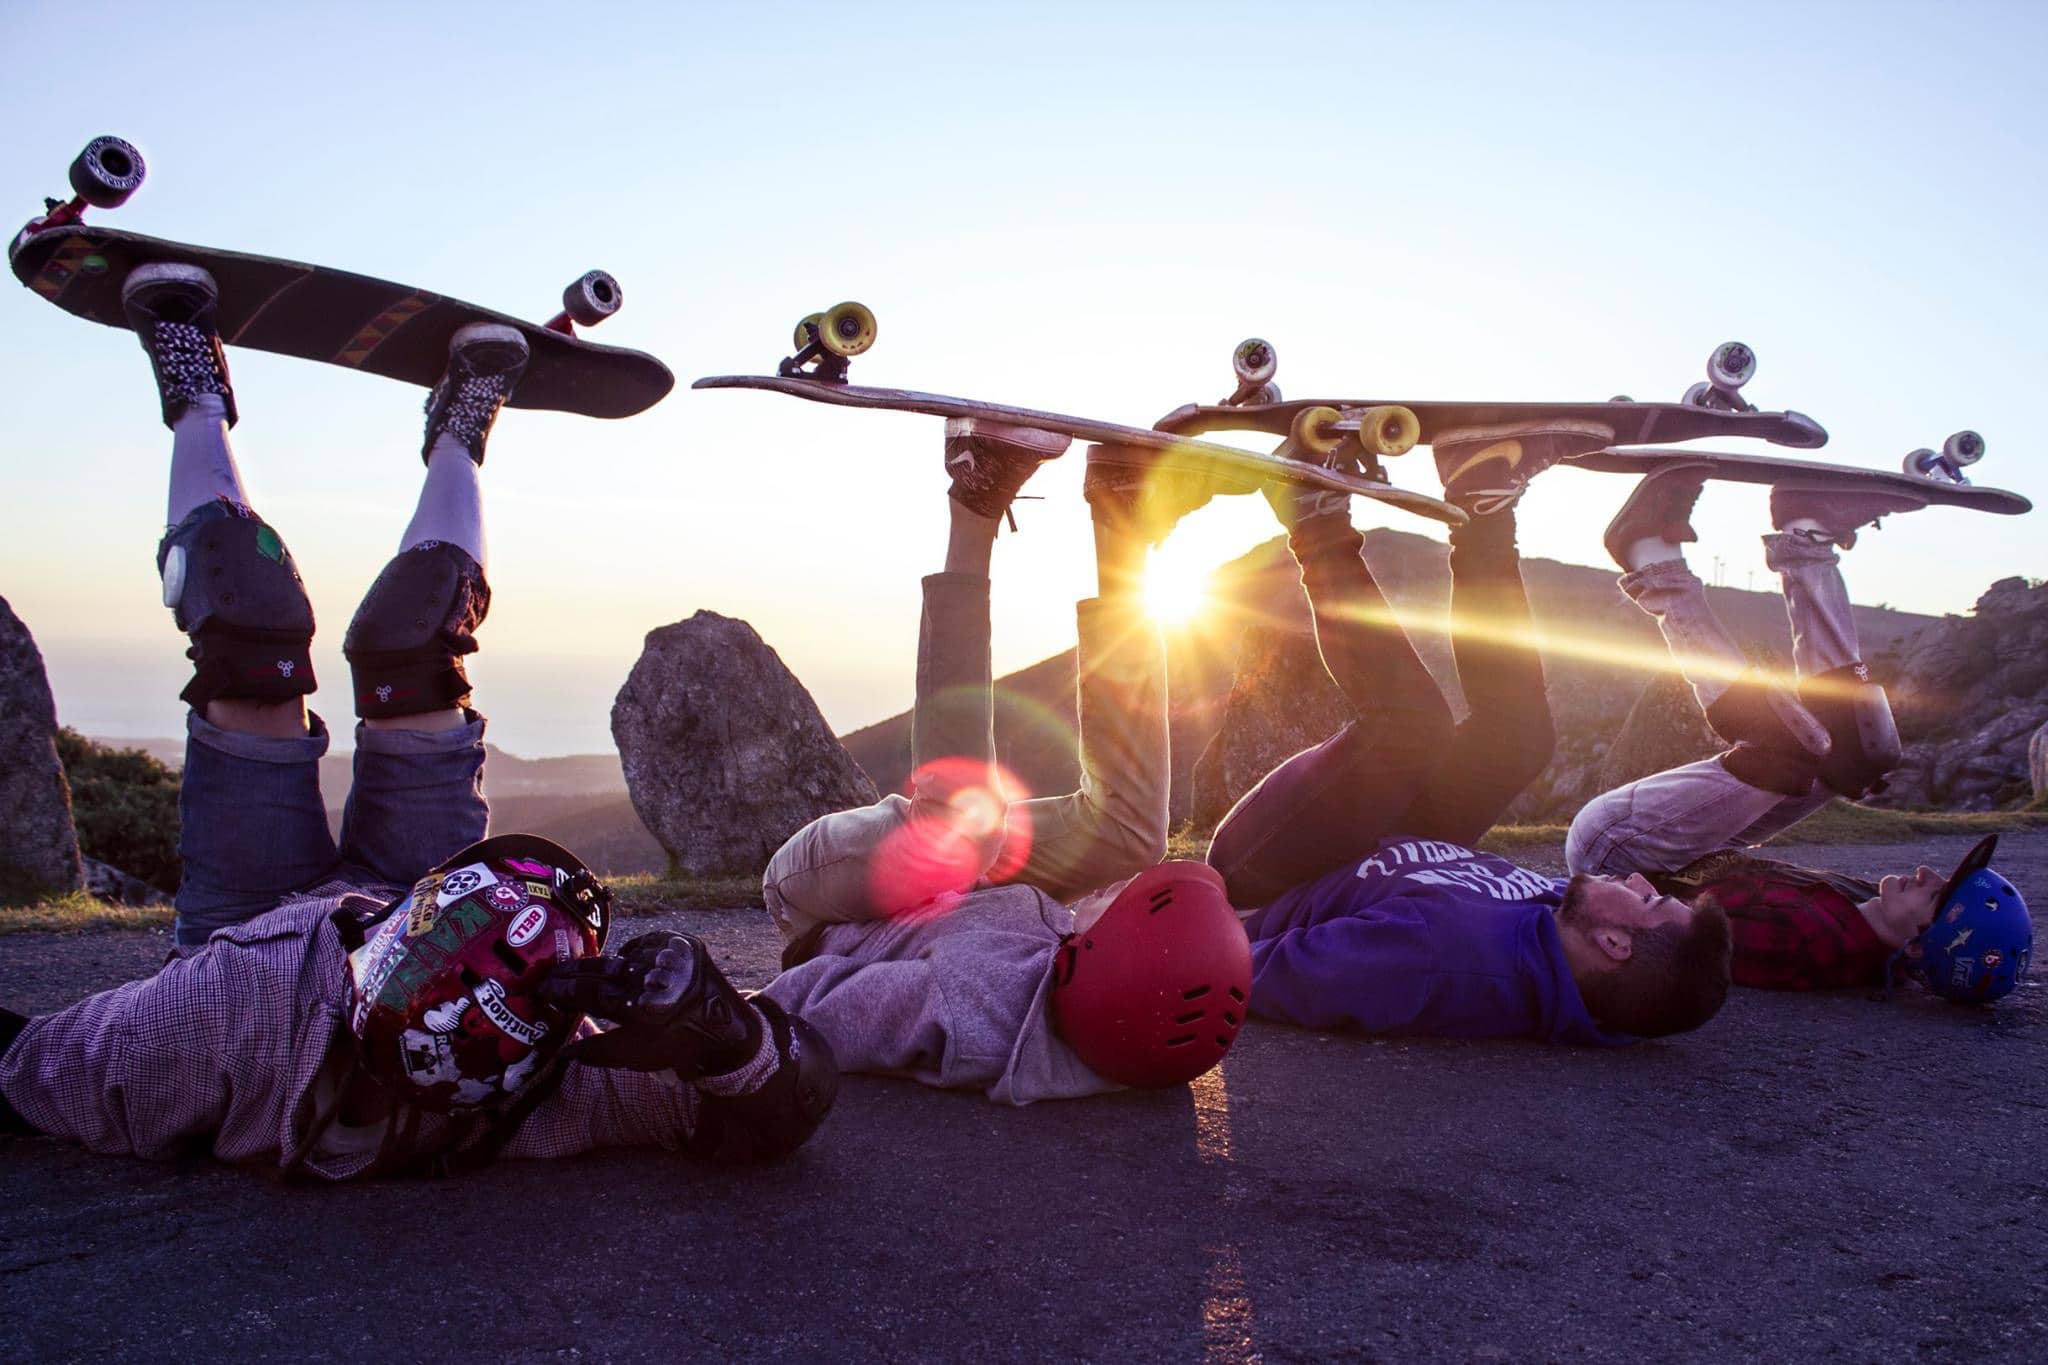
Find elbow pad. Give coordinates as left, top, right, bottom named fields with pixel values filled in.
left=684, top=1000, right=838, bottom=1165
left=343, top=542, right=490, bottom=718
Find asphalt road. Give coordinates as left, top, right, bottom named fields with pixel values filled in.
left=2, top=834, right=2042, bottom=1363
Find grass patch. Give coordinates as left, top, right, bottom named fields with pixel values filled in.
left=609, top=872, right=765, bottom=916
left=0, top=892, right=172, bottom=935
left=1758, top=800, right=2048, bottom=845
left=1478, top=824, right=1573, bottom=855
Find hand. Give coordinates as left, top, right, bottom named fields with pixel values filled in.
left=540, top=932, right=763, bottom=1079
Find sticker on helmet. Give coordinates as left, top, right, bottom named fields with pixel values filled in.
left=1945, top=928, right=1974, bottom=952
left=502, top=856, right=554, bottom=878
left=487, top=882, right=528, bottom=912
left=507, top=904, right=548, bottom=948
left=405, top=892, right=440, bottom=939
left=399, top=1029, right=462, bottom=1086
left=525, top=881, right=553, bottom=900
left=1982, top=949, right=2004, bottom=969
left=422, top=997, right=471, bottom=1034
left=436, top=863, right=499, bottom=906
left=475, top=978, right=547, bottom=1046
left=1949, top=957, right=1978, bottom=988
left=553, top=928, right=575, bottom=961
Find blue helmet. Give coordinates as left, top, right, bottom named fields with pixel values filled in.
left=1914, top=835, right=2032, bottom=1004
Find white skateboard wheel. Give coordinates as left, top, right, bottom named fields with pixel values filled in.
left=1943, top=430, right=1984, bottom=465
left=1233, top=338, right=1277, bottom=386
left=1708, top=341, right=1755, bottom=391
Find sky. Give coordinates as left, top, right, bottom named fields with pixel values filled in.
left=3, top=1, right=2043, bottom=757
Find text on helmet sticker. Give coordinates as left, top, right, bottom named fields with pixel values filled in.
left=507, top=904, right=548, bottom=948
left=475, top=978, right=547, bottom=1046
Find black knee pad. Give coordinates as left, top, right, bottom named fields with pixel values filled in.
left=1799, top=664, right=1902, bottom=799
left=683, top=1000, right=839, bottom=1165
left=157, top=501, right=316, bottom=708
left=1703, top=670, right=1828, bottom=757
left=343, top=542, right=490, bottom=719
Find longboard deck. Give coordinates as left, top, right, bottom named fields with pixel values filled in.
left=691, top=374, right=1468, bottom=526
left=1156, top=397, right=1829, bottom=450
left=1564, top=446, right=2030, bottom=514
left=11, top=225, right=673, bottom=418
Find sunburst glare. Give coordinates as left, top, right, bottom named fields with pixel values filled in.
left=1143, top=541, right=1214, bottom=624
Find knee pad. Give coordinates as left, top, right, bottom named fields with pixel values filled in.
left=157, top=501, right=316, bottom=707
left=1798, top=664, right=1902, bottom=799
left=683, top=1000, right=839, bottom=1164
left=1703, top=670, right=1830, bottom=758
left=1718, top=743, right=1820, bottom=798
left=343, top=542, right=490, bottom=719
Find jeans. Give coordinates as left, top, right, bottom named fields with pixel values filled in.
left=1206, top=512, right=1555, bottom=908
left=174, top=708, right=489, bottom=946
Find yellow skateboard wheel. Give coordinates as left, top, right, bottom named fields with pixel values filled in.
left=793, top=312, right=824, bottom=353
left=1354, top=405, right=1421, bottom=458
left=1290, top=405, right=1345, bottom=457
left=819, top=301, right=878, bottom=358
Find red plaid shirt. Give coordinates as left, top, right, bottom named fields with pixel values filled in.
left=0, top=885, right=778, bottom=1179
left=1651, top=851, right=1889, bottom=991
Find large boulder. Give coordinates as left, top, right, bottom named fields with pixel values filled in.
left=1878, top=577, right=2048, bottom=809
left=1189, top=625, right=1352, bottom=829
left=2031, top=722, right=2048, bottom=806
left=1595, top=671, right=1723, bottom=796
left=612, top=611, right=878, bottom=878
left=0, top=598, right=83, bottom=900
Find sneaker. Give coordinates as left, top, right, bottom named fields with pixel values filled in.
left=1602, top=461, right=1711, bottom=571
left=1083, top=444, right=1250, bottom=544
left=1769, top=482, right=1926, bottom=551
left=1432, top=419, right=1614, bottom=515
left=943, top=418, right=1069, bottom=519
left=121, top=262, right=237, bottom=428
left=1261, top=476, right=1351, bottom=533
left=422, top=322, right=530, bottom=464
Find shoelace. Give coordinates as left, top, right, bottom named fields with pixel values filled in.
left=151, top=321, right=229, bottom=397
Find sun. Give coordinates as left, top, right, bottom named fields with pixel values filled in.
left=1142, top=546, right=1213, bottom=625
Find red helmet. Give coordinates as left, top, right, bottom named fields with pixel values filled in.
left=346, top=834, right=611, bottom=1112
left=1049, top=861, right=1252, bottom=1088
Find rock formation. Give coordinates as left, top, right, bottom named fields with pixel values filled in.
left=0, top=598, right=83, bottom=899
left=1594, top=671, right=1724, bottom=797
left=613, top=611, right=878, bottom=878
left=1189, top=625, right=1352, bottom=828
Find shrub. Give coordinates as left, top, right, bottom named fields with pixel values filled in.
left=54, top=728, right=181, bottom=893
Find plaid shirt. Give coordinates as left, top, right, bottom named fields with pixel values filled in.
left=1650, top=851, right=1889, bottom=992
left=0, top=884, right=776, bottom=1180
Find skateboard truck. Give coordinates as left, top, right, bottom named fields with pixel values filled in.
left=1902, top=430, right=1985, bottom=485
left=1277, top=402, right=1421, bottom=482
left=1681, top=340, right=1759, bottom=414
left=779, top=301, right=877, bottom=382
left=9, top=135, right=145, bottom=262
left=543, top=270, right=623, bottom=336
left=1224, top=337, right=1282, bottom=405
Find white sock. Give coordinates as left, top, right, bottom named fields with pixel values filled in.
left=165, top=394, right=250, bottom=525
left=1625, top=537, right=1685, bottom=572
left=399, top=440, right=487, bottom=569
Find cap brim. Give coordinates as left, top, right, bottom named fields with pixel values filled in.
left=1936, top=833, right=1999, bottom=912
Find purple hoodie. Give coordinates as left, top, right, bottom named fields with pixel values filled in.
left=1242, top=837, right=1630, bottom=1046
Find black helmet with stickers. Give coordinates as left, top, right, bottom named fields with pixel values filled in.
left=346, top=834, right=610, bottom=1111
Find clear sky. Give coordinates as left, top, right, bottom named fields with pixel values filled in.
left=4, top=1, right=2043, bottom=756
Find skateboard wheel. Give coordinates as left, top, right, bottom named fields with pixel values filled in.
left=1943, top=430, right=1984, bottom=465
left=1902, top=448, right=1943, bottom=480
left=1708, top=341, right=1755, bottom=391
left=1232, top=338, right=1278, bottom=386
left=1254, top=383, right=1283, bottom=405
left=561, top=270, right=622, bottom=327
left=1608, top=394, right=1633, bottom=403
left=1290, top=405, right=1345, bottom=458
left=68, top=136, right=145, bottom=209
left=1355, top=405, right=1421, bottom=458
left=793, top=312, right=824, bottom=353
left=819, top=301, right=877, bottom=358
left=1682, top=381, right=1712, bottom=408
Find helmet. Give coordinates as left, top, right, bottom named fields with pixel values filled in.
left=1049, top=861, right=1252, bottom=1088
left=346, top=834, right=611, bottom=1111
left=1914, top=835, right=2031, bottom=1004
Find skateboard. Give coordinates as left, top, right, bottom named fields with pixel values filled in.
left=1153, top=337, right=1831, bottom=455
left=10, top=137, right=673, bottom=418
left=694, top=304, right=1466, bottom=525
left=1560, top=440, right=2031, bottom=517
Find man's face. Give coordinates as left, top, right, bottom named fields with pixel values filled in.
left=1559, top=872, right=1694, bottom=937
left=1872, top=864, right=1944, bottom=947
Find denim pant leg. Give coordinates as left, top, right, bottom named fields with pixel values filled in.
left=335, top=713, right=489, bottom=888
left=175, top=710, right=340, bottom=947
left=1565, top=756, right=1830, bottom=877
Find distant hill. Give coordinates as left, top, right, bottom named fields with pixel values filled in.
left=841, top=531, right=1939, bottom=825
